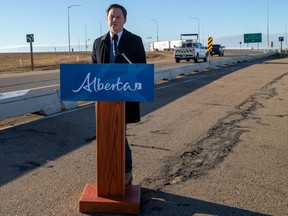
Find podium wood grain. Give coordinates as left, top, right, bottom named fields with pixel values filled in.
left=79, top=102, right=140, bottom=214
left=96, top=102, right=125, bottom=197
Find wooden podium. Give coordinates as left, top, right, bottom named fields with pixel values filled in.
left=79, top=101, right=140, bottom=214
left=60, top=63, right=154, bottom=215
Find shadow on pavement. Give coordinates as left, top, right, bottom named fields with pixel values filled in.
left=139, top=188, right=269, bottom=216
left=82, top=188, right=268, bottom=216
left=0, top=106, right=96, bottom=186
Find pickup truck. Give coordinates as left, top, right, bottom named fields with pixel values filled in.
left=210, top=44, right=224, bottom=56
left=174, top=41, right=210, bottom=63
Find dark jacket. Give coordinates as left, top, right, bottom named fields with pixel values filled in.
left=91, top=29, right=146, bottom=123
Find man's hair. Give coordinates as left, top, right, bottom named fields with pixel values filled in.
left=106, top=4, right=127, bottom=19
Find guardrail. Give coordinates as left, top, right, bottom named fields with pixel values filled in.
left=0, top=52, right=275, bottom=121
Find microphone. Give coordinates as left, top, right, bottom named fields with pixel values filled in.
left=112, top=34, right=118, bottom=56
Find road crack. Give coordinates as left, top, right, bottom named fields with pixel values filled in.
left=141, top=72, right=288, bottom=192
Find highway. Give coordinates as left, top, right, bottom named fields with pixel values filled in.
left=1, top=53, right=288, bottom=215
left=0, top=49, right=266, bottom=94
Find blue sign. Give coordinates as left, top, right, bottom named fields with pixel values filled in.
left=60, top=64, right=154, bottom=102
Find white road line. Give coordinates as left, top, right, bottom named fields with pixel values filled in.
left=0, top=84, right=60, bottom=99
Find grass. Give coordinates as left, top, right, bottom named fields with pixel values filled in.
left=0, top=51, right=174, bottom=74
left=0, top=52, right=91, bottom=74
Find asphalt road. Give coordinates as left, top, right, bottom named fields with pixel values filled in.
left=1, top=54, right=287, bottom=215
left=0, top=50, right=265, bottom=94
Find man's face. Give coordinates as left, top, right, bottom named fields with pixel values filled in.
left=107, top=7, right=126, bottom=34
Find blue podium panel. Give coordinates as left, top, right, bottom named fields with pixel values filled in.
left=60, top=64, right=154, bottom=102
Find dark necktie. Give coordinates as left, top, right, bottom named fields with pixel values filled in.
left=110, top=34, right=118, bottom=63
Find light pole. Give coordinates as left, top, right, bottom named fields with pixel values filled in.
left=151, top=19, right=159, bottom=42
left=266, top=0, right=269, bottom=50
left=68, top=4, right=81, bottom=57
left=85, top=39, right=90, bottom=52
left=77, top=37, right=80, bottom=51
left=85, top=25, right=90, bottom=52
left=285, top=24, right=288, bottom=51
left=190, top=17, right=200, bottom=40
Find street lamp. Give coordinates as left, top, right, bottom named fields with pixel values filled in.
left=190, top=17, right=200, bottom=40
left=85, top=39, right=90, bottom=52
left=68, top=4, right=81, bottom=57
left=285, top=24, right=288, bottom=51
left=151, top=19, right=159, bottom=42
left=266, top=0, right=269, bottom=50
left=85, top=25, right=90, bottom=52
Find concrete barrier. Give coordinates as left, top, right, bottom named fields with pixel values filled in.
left=0, top=52, right=275, bottom=121
left=0, top=90, right=61, bottom=121
left=56, top=90, right=78, bottom=110
left=0, top=89, right=79, bottom=121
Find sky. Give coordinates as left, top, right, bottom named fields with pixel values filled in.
left=0, top=0, right=288, bottom=53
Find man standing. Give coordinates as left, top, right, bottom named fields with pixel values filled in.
left=91, top=4, right=146, bottom=185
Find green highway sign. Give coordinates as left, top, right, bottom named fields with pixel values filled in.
left=244, top=33, right=262, bottom=43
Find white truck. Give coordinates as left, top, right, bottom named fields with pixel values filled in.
left=173, top=34, right=209, bottom=63
left=149, top=40, right=182, bottom=51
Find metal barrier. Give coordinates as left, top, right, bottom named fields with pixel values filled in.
left=0, top=52, right=275, bottom=121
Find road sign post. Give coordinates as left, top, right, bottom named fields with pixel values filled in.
left=279, top=36, right=284, bottom=52
left=208, top=37, right=213, bottom=53
left=279, top=36, right=284, bottom=57
left=26, top=34, right=34, bottom=70
left=60, top=64, right=154, bottom=214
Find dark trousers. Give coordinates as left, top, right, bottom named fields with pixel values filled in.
left=125, top=137, right=132, bottom=173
